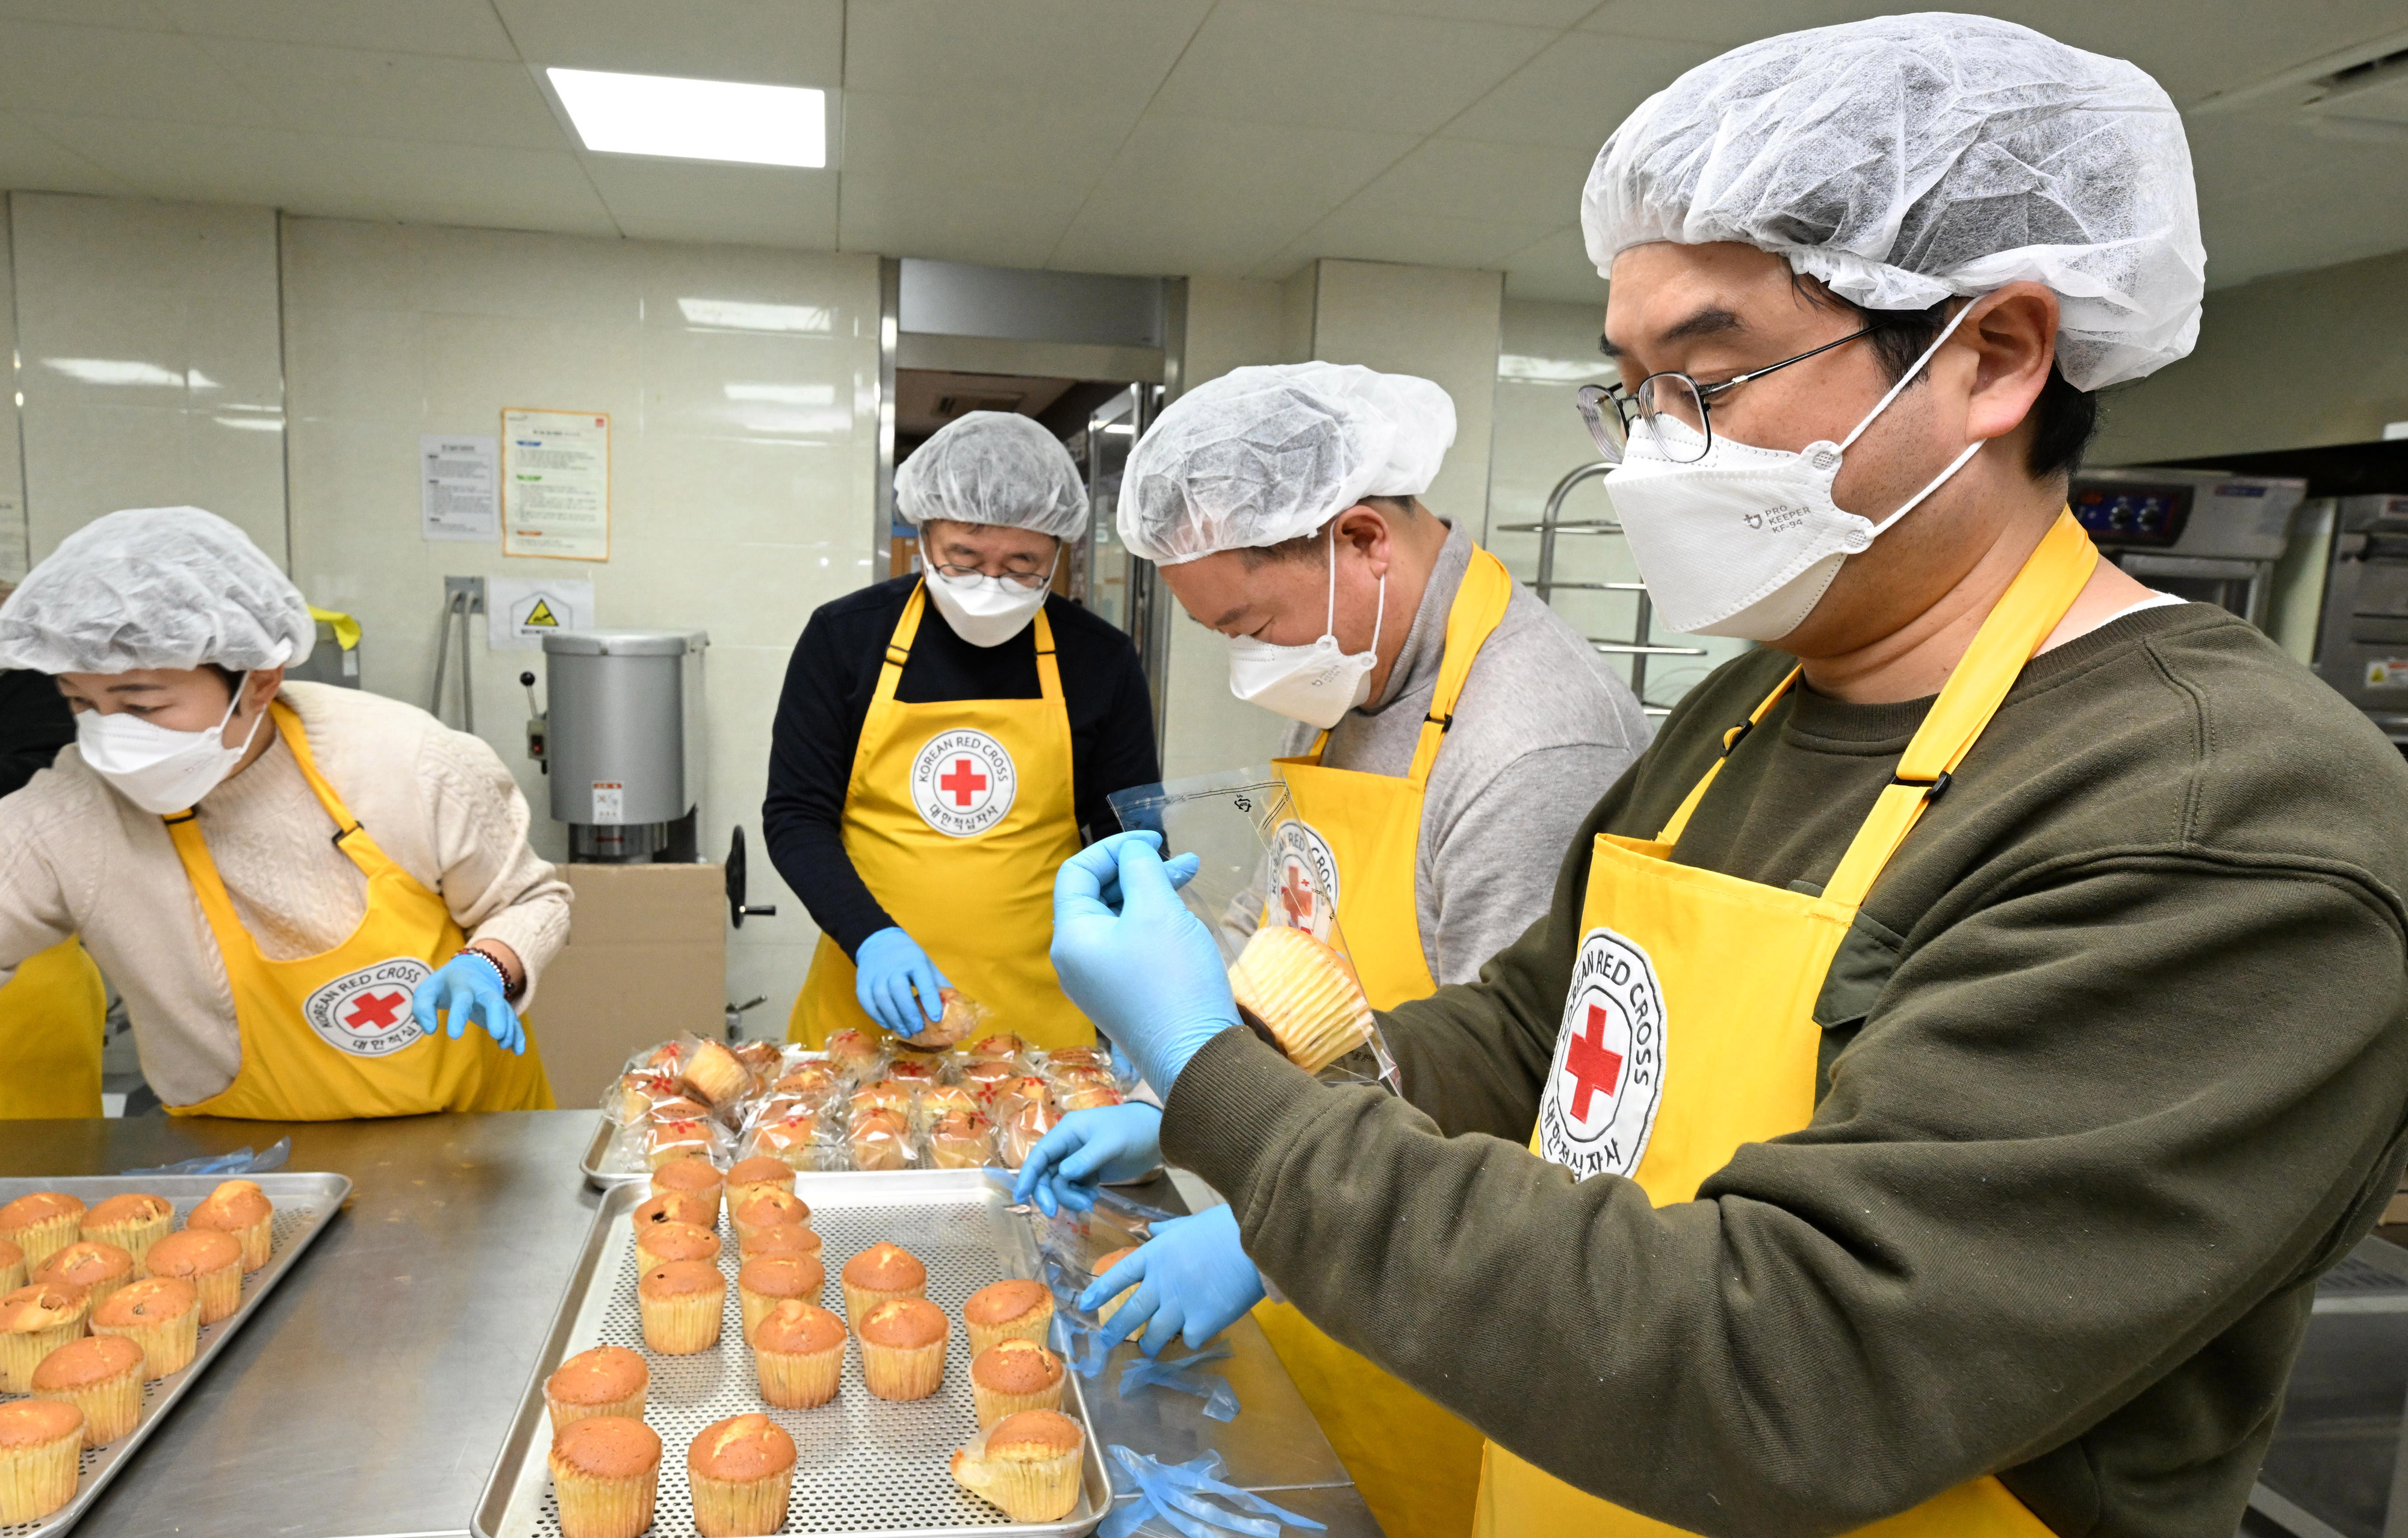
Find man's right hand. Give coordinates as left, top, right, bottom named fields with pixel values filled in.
left=852, top=926, right=948, bottom=1037
left=1012, top=1103, right=1164, bottom=1215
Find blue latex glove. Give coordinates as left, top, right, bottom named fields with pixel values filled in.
left=412, top=951, right=526, bottom=1055
left=1050, top=831, right=1228, bottom=1096
left=1079, top=1205, right=1265, bottom=1357
left=1013, top=1102, right=1164, bottom=1216
left=853, top=925, right=949, bottom=1037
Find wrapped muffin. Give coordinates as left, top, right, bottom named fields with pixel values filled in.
left=823, top=1029, right=886, bottom=1081
left=929, top=1109, right=996, bottom=1170
left=950, top=1410, right=1084, bottom=1522
left=1227, top=923, right=1377, bottom=1074
left=847, top=1107, right=914, bottom=1171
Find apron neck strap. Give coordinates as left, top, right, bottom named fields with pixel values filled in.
left=1402, top=546, right=1516, bottom=788
left=1656, top=666, right=1803, bottom=845
left=877, top=581, right=1063, bottom=706
left=1030, top=604, right=1063, bottom=704
left=265, top=699, right=369, bottom=842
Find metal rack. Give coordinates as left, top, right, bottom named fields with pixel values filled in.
left=1495, top=460, right=1701, bottom=717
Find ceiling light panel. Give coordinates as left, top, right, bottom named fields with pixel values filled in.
left=547, top=67, right=826, bottom=167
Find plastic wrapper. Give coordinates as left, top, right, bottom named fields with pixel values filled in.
left=961, top=1055, right=1028, bottom=1103
left=987, top=1073, right=1052, bottom=1123
left=895, top=986, right=991, bottom=1052
left=849, top=1077, right=921, bottom=1123
left=822, top=1028, right=890, bottom=1082
left=740, top=1109, right=828, bottom=1171
left=1001, top=1097, right=1063, bottom=1171
left=963, top=1031, right=1033, bottom=1064
left=881, top=1054, right=945, bottom=1086
left=1110, top=769, right=1400, bottom=1094
left=847, top=1106, right=917, bottom=1172
left=1119, top=1344, right=1240, bottom=1422
left=914, top=1082, right=982, bottom=1132
left=602, top=1067, right=684, bottom=1126
left=1100, top=1447, right=1326, bottom=1538
left=674, top=1034, right=753, bottom=1111
left=731, top=1038, right=783, bottom=1093
left=641, top=1099, right=730, bottom=1169
left=928, top=1108, right=998, bottom=1170
left=1058, top=1084, right=1125, bottom=1114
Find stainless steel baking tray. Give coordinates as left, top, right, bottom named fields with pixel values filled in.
left=0, top=1170, right=352, bottom=1538
left=476, top=1169, right=1112, bottom=1537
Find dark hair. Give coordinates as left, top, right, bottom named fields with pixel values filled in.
left=1233, top=495, right=1420, bottom=568
left=202, top=663, right=243, bottom=699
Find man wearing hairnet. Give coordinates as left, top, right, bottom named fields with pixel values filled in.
left=1016, top=361, right=1647, bottom=1536
left=1040, top=17, right=2408, bottom=1538
left=0, top=507, right=562, bottom=1119
left=769, top=411, right=1157, bottom=1050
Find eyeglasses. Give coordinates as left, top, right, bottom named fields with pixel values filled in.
left=931, top=562, right=1052, bottom=591
left=1574, top=324, right=1878, bottom=465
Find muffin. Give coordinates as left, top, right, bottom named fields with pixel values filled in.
left=91, top=1277, right=200, bottom=1378
left=971, top=1339, right=1066, bottom=1428
left=988, top=1074, right=1052, bottom=1120
left=771, top=1064, right=839, bottom=1104
left=144, top=1230, right=243, bottom=1324
left=0, top=1194, right=83, bottom=1270
left=949, top=1409, right=1085, bottom=1521
left=722, top=1157, right=794, bottom=1215
left=858, top=1297, right=947, bottom=1401
left=33, top=1241, right=134, bottom=1311
left=0, top=1399, right=82, bottom=1524
left=187, top=1179, right=275, bottom=1273
left=916, top=1082, right=979, bottom=1121
left=1228, top=923, right=1376, bottom=1073
left=636, top=1260, right=725, bottom=1354
left=840, top=1242, right=926, bottom=1330
left=548, top=1414, right=660, bottom=1538
left=1044, top=1045, right=1109, bottom=1072
left=610, top=1069, right=680, bottom=1124
left=736, top=1256, right=826, bottom=1344
left=849, top=1079, right=916, bottom=1118
left=545, top=1345, right=649, bottom=1433
left=1060, top=1085, right=1123, bottom=1113
left=964, top=1279, right=1055, bottom=1356
left=687, top=1413, right=796, bottom=1538
left=82, top=1194, right=173, bottom=1270
left=644, top=1041, right=686, bottom=1073
left=744, top=1114, right=822, bottom=1171
left=1001, top=1099, right=1063, bottom=1171
left=0, top=1238, right=21, bottom=1295
left=633, top=1221, right=720, bottom=1270
left=824, top=1029, right=884, bottom=1079
left=645, top=1103, right=719, bottom=1169
left=962, top=1058, right=1020, bottom=1100
left=729, top=1190, right=808, bottom=1248
left=751, top=1300, right=846, bottom=1409
left=0, top=1283, right=90, bottom=1394
left=31, top=1333, right=143, bottom=1446
left=630, top=1191, right=710, bottom=1238
left=848, top=1108, right=913, bottom=1172
left=738, top=1223, right=824, bottom=1265
left=649, top=1159, right=725, bottom=1228
left=965, top=1033, right=1028, bottom=1063
left=680, top=1040, right=751, bottom=1109
left=1090, top=1247, right=1138, bottom=1324
left=732, top=1039, right=783, bottom=1088
left=929, top=1110, right=995, bottom=1170
left=883, top=1055, right=940, bottom=1084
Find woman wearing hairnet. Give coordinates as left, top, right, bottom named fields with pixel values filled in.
left=1042, top=16, right=2408, bottom=1538
left=768, top=411, right=1157, bottom=1050
left=0, top=507, right=559, bottom=1119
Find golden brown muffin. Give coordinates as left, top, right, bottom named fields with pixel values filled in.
left=633, top=1221, right=720, bottom=1270
left=187, top=1179, right=274, bottom=1273
left=970, top=1338, right=1066, bottom=1428
left=849, top=1079, right=916, bottom=1118
left=31, top=1333, right=143, bottom=1446
left=771, top=1063, right=839, bottom=1102
left=644, top=1041, right=685, bottom=1073
left=549, top=1414, right=660, bottom=1538
left=0, top=1193, right=83, bottom=1270
left=916, top=1083, right=979, bottom=1124
left=722, top=1157, right=794, bottom=1215
left=1044, top=1045, right=1109, bottom=1071
left=1001, top=1099, right=1063, bottom=1171
left=883, top=1055, right=941, bottom=1083
left=1060, top=1085, right=1124, bottom=1113
left=644, top=1106, right=718, bottom=1170
left=750, top=1300, right=846, bottom=1409
left=736, top=1255, right=826, bottom=1344
left=82, top=1194, right=173, bottom=1270
left=966, top=1032, right=1029, bottom=1063
left=648, top=1158, right=725, bottom=1227
left=737, top=1223, right=824, bottom=1265
left=33, top=1241, right=134, bottom=1310
left=629, top=1191, right=710, bottom=1238
left=963, top=1278, right=1055, bottom=1356
left=636, top=1260, right=724, bottom=1355
left=847, top=1106, right=913, bottom=1172
left=950, top=1409, right=1085, bottom=1521
left=0, top=1236, right=21, bottom=1295
left=678, top=1039, right=751, bottom=1109
left=840, top=1241, right=926, bottom=1330
left=857, top=1297, right=947, bottom=1401
left=143, top=1229, right=243, bottom=1324
left=687, top=1413, right=796, bottom=1538
left=0, top=1283, right=90, bottom=1395
left=1228, top=923, right=1376, bottom=1073
left=962, top=1058, right=1020, bottom=1101
left=545, top=1345, right=650, bottom=1434
left=728, top=1189, right=808, bottom=1248
left=610, top=1068, right=680, bottom=1125
left=987, top=1074, right=1052, bottom=1120
left=823, top=1029, right=884, bottom=1080
left=0, top=1398, right=82, bottom=1524
left=91, top=1276, right=200, bottom=1379
left=1090, top=1246, right=1138, bottom=1325
left=744, top=1114, right=822, bottom=1172
left=893, top=987, right=986, bottom=1051
left=929, top=1109, right=996, bottom=1171
left=732, top=1040, right=782, bottom=1088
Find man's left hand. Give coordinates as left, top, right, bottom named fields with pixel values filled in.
left=1050, top=831, right=1229, bottom=1096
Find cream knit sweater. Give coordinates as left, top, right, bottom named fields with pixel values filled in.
left=0, top=682, right=571, bottom=1106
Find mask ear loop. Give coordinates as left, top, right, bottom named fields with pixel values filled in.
left=1834, top=299, right=1992, bottom=540
left=1323, top=520, right=1386, bottom=662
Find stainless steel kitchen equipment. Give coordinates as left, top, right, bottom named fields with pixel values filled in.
left=2308, top=494, right=2408, bottom=745
left=541, top=629, right=707, bottom=863
left=2068, top=468, right=2308, bottom=625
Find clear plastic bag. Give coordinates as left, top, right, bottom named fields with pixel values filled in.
left=822, top=1027, right=890, bottom=1083
left=1109, top=768, right=1400, bottom=1094
left=928, top=1108, right=999, bottom=1170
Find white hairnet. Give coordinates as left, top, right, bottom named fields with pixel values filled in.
left=0, top=507, right=314, bottom=675
left=1581, top=13, right=2203, bottom=390
left=1119, top=363, right=1457, bottom=566
left=895, top=412, right=1088, bottom=541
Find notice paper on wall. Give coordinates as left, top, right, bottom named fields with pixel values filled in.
left=420, top=435, right=498, bottom=542
left=488, top=575, right=595, bottom=652
left=501, top=408, right=610, bottom=561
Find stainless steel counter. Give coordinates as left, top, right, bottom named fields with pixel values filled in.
left=0, top=1112, right=1378, bottom=1538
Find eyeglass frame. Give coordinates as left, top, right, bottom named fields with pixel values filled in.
left=1574, top=322, right=1881, bottom=464
left=929, top=560, right=1054, bottom=590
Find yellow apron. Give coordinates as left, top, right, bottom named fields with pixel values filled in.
left=1250, top=547, right=1515, bottom=1538
left=789, top=585, right=1090, bottom=1051
left=0, top=940, right=104, bottom=1118
left=1474, top=513, right=2097, bottom=1537
left=163, top=702, right=554, bottom=1120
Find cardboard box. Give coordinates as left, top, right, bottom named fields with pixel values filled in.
left=535, top=862, right=725, bottom=1108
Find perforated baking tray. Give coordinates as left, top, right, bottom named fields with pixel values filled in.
left=0, top=1170, right=352, bottom=1538
left=476, top=1170, right=1110, bottom=1537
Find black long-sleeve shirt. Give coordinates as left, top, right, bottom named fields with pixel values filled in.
left=0, top=671, right=73, bottom=800
left=764, top=577, right=1159, bottom=958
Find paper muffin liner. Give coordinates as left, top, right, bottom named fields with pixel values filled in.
left=42, top=1358, right=141, bottom=1447
left=5, top=1214, right=78, bottom=1271
left=548, top=1454, right=659, bottom=1538
left=951, top=1443, right=1082, bottom=1522
left=840, top=1280, right=922, bottom=1335
left=966, top=1308, right=1052, bottom=1357
left=185, top=1264, right=243, bottom=1325
left=754, top=1341, right=844, bottom=1409
left=0, top=1321, right=84, bottom=1395
left=545, top=1384, right=645, bottom=1434
left=85, top=1214, right=170, bottom=1271
left=689, top=1465, right=793, bottom=1538
left=95, top=1305, right=199, bottom=1380
left=972, top=1375, right=1064, bottom=1429
left=0, top=1257, right=21, bottom=1294
left=860, top=1336, right=945, bottom=1401
left=638, top=1286, right=723, bottom=1354
left=215, top=1215, right=272, bottom=1274
left=0, top=1425, right=80, bottom=1524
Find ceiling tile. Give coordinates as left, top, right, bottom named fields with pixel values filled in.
left=2188, top=111, right=2408, bottom=288
left=495, top=0, right=843, bottom=84
left=0, top=19, right=278, bottom=125
left=1347, top=137, right=1597, bottom=226
left=155, top=0, right=520, bottom=59
left=196, top=39, right=568, bottom=152
left=1443, top=29, right=1715, bottom=149
left=0, top=112, right=138, bottom=197
left=26, top=114, right=372, bottom=207
left=1501, top=225, right=1603, bottom=303
left=843, top=0, right=1211, bottom=110
left=1262, top=206, right=1557, bottom=278
left=837, top=173, right=1086, bottom=269
left=1289, top=0, right=1601, bottom=24
left=312, top=139, right=621, bottom=236
left=1077, top=114, right=1416, bottom=223
left=581, top=156, right=838, bottom=248
left=1147, top=2, right=1559, bottom=134
left=1575, top=2, right=1890, bottom=47
left=836, top=91, right=1129, bottom=193
left=0, top=1, right=170, bottom=27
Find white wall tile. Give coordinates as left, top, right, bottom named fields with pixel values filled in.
left=0, top=203, right=23, bottom=585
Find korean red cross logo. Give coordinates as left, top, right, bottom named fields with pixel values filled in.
left=1268, top=818, right=1339, bottom=943
left=1538, top=927, right=1666, bottom=1179
left=911, top=728, right=1017, bottom=837
left=302, top=957, right=435, bottom=1059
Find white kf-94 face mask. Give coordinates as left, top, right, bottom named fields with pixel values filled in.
left=925, top=560, right=1054, bottom=649
left=76, top=677, right=264, bottom=815
left=1604, top=303, right=1985, bottom=642
left=1226, top=526, right=1387, bottom=730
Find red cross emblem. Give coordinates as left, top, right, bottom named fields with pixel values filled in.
left=1279, top=863, right=1316, bottom=925
left=344, top=989, right=410, bottom=1034
left=1563, top=1003, right=1624, bottom=1123
left=939, top=757, right=987, bottom=807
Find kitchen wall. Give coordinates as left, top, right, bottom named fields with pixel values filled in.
left=0, top=203, right=23, bottom=586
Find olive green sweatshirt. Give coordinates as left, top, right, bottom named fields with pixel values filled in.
left=1161, top=604, right=2408, bottom=1538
